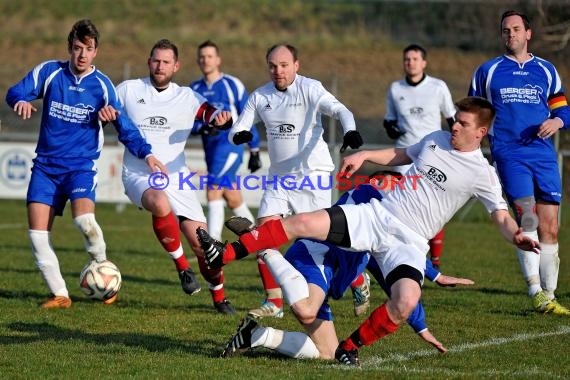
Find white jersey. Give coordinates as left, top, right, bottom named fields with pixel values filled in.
left=385, top=75, right=455, bottom=149
left=117, top=77, right=207, bottom=173
left=380, top=131, right=508, bottom=239
left=228, top=74, right=356, bottom=176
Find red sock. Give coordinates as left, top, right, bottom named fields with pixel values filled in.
left=257, top=258, right=282, bottom=309
left=350, top=273, right=365, bottom=289
left=342, top=303, right=399, bottom=350
left=152, top=213, right=188, bottom=271
left=240, top=219, right=288, bottom=253
left=197, top=255, right=225, bottom=303
left=429, top=229, right=444, bottom=264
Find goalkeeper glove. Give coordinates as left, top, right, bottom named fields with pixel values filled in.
left=199, top=124, right=219, bottom=136
left=248, top=151, right=262, bottom=173
left=384, top=119, right=406, bottom=139
left=340, top=130, right=363, bottom=153
left=233, top=130, right=253, bottom=145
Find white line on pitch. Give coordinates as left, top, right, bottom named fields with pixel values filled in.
left=367, top=325, right=570, bottom=366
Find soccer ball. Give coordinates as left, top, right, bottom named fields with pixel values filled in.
left=79, top=260, right=122, bottom=301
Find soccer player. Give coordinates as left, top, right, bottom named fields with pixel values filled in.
left=468, top=10, right=570, bottom=315
left=223, top=43, right=365, bottom=319
left=190, top=40, right=260, bottom=242
left=5, top=19, right=166, bottom=309
left=197, top=96, right=541, bottom=365
left=109, top=39, right=235, bottom=314
left=221, top=184, right=474, bottom=362
left=384, top=44, right=456, bottom=269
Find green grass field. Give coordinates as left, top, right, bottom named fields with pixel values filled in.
left=1, top=198, right=569, bottom=379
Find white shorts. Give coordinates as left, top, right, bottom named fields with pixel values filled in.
left=339, top=198, right=428, bottom=281
left=122, top=167, right=206, bottom=223
left=258, top=171, right=332, bottom=218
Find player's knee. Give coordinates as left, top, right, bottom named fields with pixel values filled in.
left=513, top=196, right=539, bottom=232
left=291, top=306, right=318, bottom=325
left=143, top=189, right=171, bottom=215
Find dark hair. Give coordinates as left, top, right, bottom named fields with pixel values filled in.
left=501, top=10, right=531, bottom=30
left=198, top=40, right=219, bottom=54
left=266, top=44, right=298, bottom=62
left=403, top=44, right=427, bottom=59
left=455, top=97, right=496, bottom=128
left=150, top=39, right=179, bottom=60
left=67, top=19, right=99, bottom=50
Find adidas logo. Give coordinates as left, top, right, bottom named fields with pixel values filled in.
left=264, top=103, right=271, bottom=110
left=137, top=98, right=146, bottom=104
left=428, top=144, right=436, bottom=151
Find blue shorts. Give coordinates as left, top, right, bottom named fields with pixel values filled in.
left=284, top=239, right=369, bottom=321
left=27, top=162, right=97, bottom=216
left=206, top=151, right=242, bottom=186
left=494, top=155, right=561, bottom=204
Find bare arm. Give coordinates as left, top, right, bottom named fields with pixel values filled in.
left=339, top=148, right=411, bottom=177
left=491, top=209, right=540, bottom=253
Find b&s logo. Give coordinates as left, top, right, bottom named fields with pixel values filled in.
left=143, top=116, right=167, bottom=126
left=277, top=124, right=295, bottom=133
left=425, top=165, right=447, bottom=183
left=0, top=149, right=33, bottom=189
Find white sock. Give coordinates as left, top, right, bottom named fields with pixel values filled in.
left=74, top=213, right=106, bottom=262
left=252, top=326, right=320, bottom=359
left=29, top=230, right=68, bottom=297
left=539, top=242, right=559, bottom=299
left=516, top=230, right=541, bottom=297
left=231, top=202, right=255, bottom=222
left=207, top=199, right=225, bottom=240
left=262, top=249, right=309, bottom=305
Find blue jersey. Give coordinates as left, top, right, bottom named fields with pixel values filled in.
left=468, top=55, right=570, bottom=159
left=6, top=60, right=151, bottom=172
left=190, top=74, right=260, bottom=170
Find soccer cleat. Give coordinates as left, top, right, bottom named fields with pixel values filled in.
left=103, top=293, right=118, bottom=305
left=532, top=290, right=553, bottom=312
left=225, top=216, right=255, bottom=236
left=222, top=316, right=258, bottom=357
left=214, top=298, right=236, bottom=315
left=335, top=343, right=360, bottom=367
left=548, top=300, right=570, bottom=316
left=352, top=272, right=371, bottom=317
left=40, top=295, right=72, bottom=309
left=196, top=227, right=226, bottom=269
left=179, top=268, right=201, bottom=295
left=248, top=300, right=284, bottom=319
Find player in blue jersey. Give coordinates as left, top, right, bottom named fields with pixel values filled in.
left=5, top=19, right=165, bottom=309
left=221, top=183, right=474, bottom=361
left=190, top=40, right=260, bottom=242
left=469, top=10, right=570, bottom=315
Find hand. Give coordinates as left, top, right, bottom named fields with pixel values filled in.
left=339, top=151, right=368, bottom=178
left=537, top=117, right=563, bottom=139
left=13, top=101, right=37, bottom=120
left=98, top=105, right=120, bottom=122
left=248, top=151, right=262, bottom=173
left=233, top=130, right=253, bottom=145
left=211, top=110, right=233, bottom=130
left=340, top=130, right=363, bottom=153
left=145, top=155, right=168, bottom=174
left=435, top=274, right=475, bottom=287
left=384, top=120, right=405, bottom=139
left=418, top=330, right=448, bottom=353
left=513, top=228, right=541, bottom=254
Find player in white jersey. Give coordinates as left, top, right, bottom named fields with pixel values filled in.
left=384, top=44, right=456, bottom=269
left=224, top=43, right=364, bottom=318
left=197, top=97, right=540, bottom=365
left=104, top=39, right=235, bottom=314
